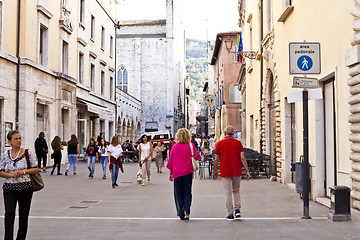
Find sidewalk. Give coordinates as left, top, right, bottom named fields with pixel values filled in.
left=0, top=161, right=359, bottom=239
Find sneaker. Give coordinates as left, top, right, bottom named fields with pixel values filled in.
left=114, top=182, right=118, bottom=186
left=57, top=173, right=62, bottom=175
left=147, top=179, right=150, bottom=184
left=74, top=173, right=76, bottom=175
left=226, top=214, right=234, bottom=221
left=65, top=171, right=68, bottom=176
left=112, top=183, right=115, bottom=188
left=89, top=173, right=92, bottom=177
left=103, top=176, right=106, bottom=179
left=235, top=209, right=241, bottom=218
left=142, top=181, right=146, bottom=186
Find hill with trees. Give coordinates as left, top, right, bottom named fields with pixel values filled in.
left=186, top=39, right=208, bottom=100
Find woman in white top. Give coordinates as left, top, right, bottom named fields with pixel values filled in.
left=107, top=136, right=123, bottom=188
left=138, top=135, right=153, bottom=186
left=99, top=139, right=109, bottom=179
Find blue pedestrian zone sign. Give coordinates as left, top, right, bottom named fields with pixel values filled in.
left=297, top=55, right=313, bottom=71
left=289, top=42, right=321, bottom=74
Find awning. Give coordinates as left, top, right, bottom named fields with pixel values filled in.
left=78, top=99, right=113, bottom=115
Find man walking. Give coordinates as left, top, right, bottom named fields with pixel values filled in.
left=214, top=125, right=250, bottom=221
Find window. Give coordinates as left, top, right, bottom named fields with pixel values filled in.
left=91, top=15, right=95, bottom=40
left=39, top=25, right=48, bottom=66
left=110, top=76, right=114, bottom=100
left=79, top=0, right=85, bottom=24
left=110, top=35, right=114, bottom=57
left=117, top=66, right=128, bottom=93
left=90, top=63, right=95, bottom=90
left=101, top=26, right=105, bottom=50
left=101, top=70, right=105, bottom=95
left=229, top=84, right=242, bottom=103
left=62, top=40, right=69, bottom=74
left=78, top=52, right=84, bottom=83
left=278, top=0, right=294, bottom=22
left=284, top=0, right=292, bottom=8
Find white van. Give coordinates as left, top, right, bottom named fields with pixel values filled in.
left=137, top=131, right=171, bottom=144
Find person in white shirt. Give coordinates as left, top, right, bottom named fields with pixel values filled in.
left=208, top=136, right=214, bottom=150
left=138, top=135, right=153, bottom=186
left=107, top=136, right=123, bottom=188
left=98, top=139, right=109, bottom=179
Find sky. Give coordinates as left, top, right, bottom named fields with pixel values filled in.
left=117, top=0, right=240, bottom=41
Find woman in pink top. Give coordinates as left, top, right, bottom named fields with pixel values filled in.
left=167, top=128, right=200, bottom=220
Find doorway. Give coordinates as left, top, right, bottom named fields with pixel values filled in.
left=290, top=103, right=296, bottom=183
left=323, top=78, right=337, bottom=196
left=267, top=73, right=276, bottom=175
left=77, top=119, right=93, bottom=155
left=250, top=115, right=254, bottom=148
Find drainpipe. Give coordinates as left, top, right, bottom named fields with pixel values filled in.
left=15, top=0, right=21, bottom=130
left=259, top=0, right=264, bottom=153
left=114, top=21, right=120, bottom=136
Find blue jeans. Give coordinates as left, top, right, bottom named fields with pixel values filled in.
left=174, top=173, right=193, bottom=220
left=111, top=162, right=119, bottom=184
left=100, top=156, right=108, bottom=176
left=87, top=156, right=96, bottom=176
left=67, top=154, right=77, bottom=173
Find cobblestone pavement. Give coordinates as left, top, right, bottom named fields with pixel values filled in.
left=0, top=161, right=359, bottom=239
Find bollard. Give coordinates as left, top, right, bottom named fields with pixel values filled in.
left=328, top=186, right=351, bottom=222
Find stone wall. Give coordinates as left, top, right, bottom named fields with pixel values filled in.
left=346, top=0, right=360, bottom=221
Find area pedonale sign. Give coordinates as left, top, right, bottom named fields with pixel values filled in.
left=289, top=42, right=321, bottom=74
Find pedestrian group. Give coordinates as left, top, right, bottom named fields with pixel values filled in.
left=0, top=125, right=250, bottom=239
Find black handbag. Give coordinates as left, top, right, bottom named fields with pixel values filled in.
left=24, top=149, right=44, bottom=192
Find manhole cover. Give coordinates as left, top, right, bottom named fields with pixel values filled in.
left=68, top=206, right=89, bottom=209
left=80, top=200, right=99, bottom=204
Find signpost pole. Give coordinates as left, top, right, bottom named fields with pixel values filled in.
left=302, top=90, right=311, bottom=219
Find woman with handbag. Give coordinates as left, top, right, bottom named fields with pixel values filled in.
left=34, top=132, right=48, bottom=172
left=50, top=136, right=63, bottom=175
left=166, top=128, right=200, bottom=220
left=0, top=130, right=39, bottom=240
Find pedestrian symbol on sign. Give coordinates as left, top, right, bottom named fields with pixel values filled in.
left=297, top=55, right=313, bottom=71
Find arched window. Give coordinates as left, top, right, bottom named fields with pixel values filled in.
left=117, top=66, right=128, bottom=93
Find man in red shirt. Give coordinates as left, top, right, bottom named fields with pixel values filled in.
left=214, top=125, right=250, bottom=221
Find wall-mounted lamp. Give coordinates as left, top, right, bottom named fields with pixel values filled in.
left=224, top=37, right=258, bottom=60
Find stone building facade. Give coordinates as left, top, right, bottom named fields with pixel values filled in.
left=210, top=32, right=242, bottom=136
left=0, top=0, right=118, bottom=160
left=347, top=0, right=360, bottom=221
left=116, top=0, right=186, bottom=137
left=237, top=0, right=354, bottom=210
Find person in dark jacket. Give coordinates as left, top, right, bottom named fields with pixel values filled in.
left=51, top=136, right=63, bottom=175
left=34, top=132, right=48, bottom=172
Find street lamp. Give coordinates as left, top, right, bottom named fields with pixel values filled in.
left=224, top=37, right=258, bottom=60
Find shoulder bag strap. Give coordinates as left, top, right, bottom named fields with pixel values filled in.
left=24, top=149, right=31, bottom=169
left=189, top=143, right=194, bottom=157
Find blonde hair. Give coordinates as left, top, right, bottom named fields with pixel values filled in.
left=175, top=128, right=191, bottom=144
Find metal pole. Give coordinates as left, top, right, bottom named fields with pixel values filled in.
left=302, top=90, right=311, bottom=219
left=15, top=0, right=21, bottom=130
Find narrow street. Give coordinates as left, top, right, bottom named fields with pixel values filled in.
left=0, top=161, right=358, bottom=239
